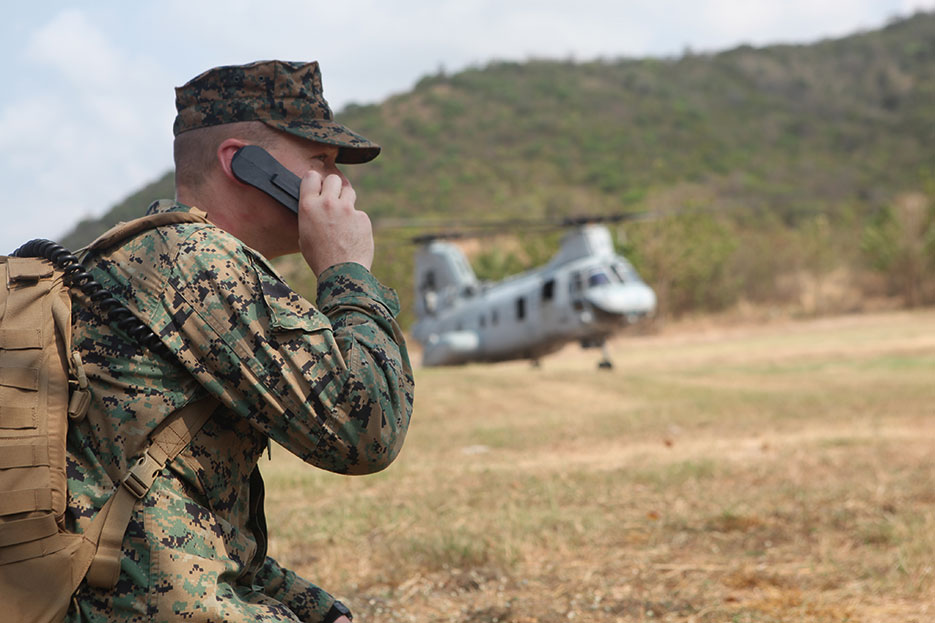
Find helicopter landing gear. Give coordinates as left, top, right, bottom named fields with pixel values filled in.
left=597, top=342, right=614, bottom=370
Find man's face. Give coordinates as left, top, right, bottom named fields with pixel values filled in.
left=246, top=133, right=351, bottom=257
left=266, top=134, right=349, bottom=188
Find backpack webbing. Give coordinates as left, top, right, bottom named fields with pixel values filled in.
left=0, top=208, right=217, bottom=621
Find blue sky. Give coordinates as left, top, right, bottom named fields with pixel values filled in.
left=1, top=0, right=932, bottom=253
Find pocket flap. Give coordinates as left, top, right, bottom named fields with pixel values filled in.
left=6, top=257, right=53, bottom=282
left=0, top=366, right=39, bottom=391
left=0, top=328, right=42, bottom=350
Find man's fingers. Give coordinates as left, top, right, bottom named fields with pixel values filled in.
left=342, top=184, right=357, bottom=206
left=302, top=170, right=323, bottom=195
left=320, top=173, right=344, bottom=199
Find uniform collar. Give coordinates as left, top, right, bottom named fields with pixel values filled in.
left=145, top=199, right=200, bottom=216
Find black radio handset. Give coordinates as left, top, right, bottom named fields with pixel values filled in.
left=230, top=145, right=301, bottom=214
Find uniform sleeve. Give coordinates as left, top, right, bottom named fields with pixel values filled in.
left=146, top=226, right=414, bottom=475
left=253, top=556, right=337, bottom=623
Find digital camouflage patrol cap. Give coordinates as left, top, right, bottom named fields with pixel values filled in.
left=173, top=60, right=380, bottom=164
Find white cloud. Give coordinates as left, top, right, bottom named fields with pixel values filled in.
left=687, top=0, right=889, bottom=51
left=25, top=8, right=121, bottom=87
left=0, top=8, right=176, bottom=250
left=901, top=0, right=935, bottom=11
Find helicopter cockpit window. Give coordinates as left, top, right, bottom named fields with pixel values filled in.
left=610, top=262, right=637, bottom=283
left=587, top=270, right=611, bottom=288
left=542, top=279, right=555, bottom=301
left=570, top=272, right=583, bottom=293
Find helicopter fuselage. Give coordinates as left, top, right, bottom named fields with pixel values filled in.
left=412, top=224, right=656, bottom=366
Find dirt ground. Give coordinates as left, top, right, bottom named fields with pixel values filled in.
left=263, top=309, right=935, bottom=622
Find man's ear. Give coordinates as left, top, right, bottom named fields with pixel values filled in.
left=217, top=138, right=251, bottom=184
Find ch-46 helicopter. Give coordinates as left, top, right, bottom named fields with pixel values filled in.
left=409, top=215, right=657, bottom=368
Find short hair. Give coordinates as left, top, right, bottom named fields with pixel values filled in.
left=173, top=121, right=281, bottom=191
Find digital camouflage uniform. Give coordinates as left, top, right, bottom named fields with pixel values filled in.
left=64, top=61, right=414, bottom=622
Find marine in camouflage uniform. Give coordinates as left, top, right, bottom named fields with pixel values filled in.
left=65, top=61, right=414, bottom=622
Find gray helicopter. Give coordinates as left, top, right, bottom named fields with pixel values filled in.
left=410, top=218, right=657, bottom=368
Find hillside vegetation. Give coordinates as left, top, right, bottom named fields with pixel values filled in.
left=62, top=13, right=935, bottom=326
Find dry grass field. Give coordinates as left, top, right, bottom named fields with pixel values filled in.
left=263, top=310, right=935, bottom=623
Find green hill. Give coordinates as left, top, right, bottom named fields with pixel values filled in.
left=62, top=13, right=935, bottom=324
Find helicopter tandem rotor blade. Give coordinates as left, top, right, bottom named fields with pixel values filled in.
left=375, top=211, right=654, bottom=244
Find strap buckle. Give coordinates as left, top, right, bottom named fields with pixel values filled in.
left=121, top=450, right=162, bottom=499
left=67, top=351, right=91, bottom=420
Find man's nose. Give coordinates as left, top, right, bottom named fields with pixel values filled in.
left=330, top=166, right=350, bottom=187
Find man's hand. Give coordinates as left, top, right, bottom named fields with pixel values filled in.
left=298, top=170, right=374, bottom=277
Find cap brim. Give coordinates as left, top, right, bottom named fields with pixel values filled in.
left=264, top=119, right=381, bottom=164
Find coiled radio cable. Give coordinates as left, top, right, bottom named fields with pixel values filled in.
left=13, top=239, right=172, bottom=359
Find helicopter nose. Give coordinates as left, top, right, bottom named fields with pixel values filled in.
left=586, top=282, right=657, bottom=317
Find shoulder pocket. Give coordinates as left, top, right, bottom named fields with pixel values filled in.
left=250, top=254, right=330, bottom=333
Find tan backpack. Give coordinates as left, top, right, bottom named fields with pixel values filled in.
left=0, top=210, right=217, bottom=622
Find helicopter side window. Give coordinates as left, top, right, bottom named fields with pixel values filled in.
left=542, top=279, right=555, bottom=302
left=422, top=290, right=438, bottom=314
left=422, top=270, right=436, bottom=291
left=587, top=270, right=610, bottom=288
left=570, top=272, right=583, bottom=294
left=516, top=297, right=526, bottom=321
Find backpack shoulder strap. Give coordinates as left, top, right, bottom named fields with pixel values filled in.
left=83, top=395, right=219, bottom=588
left=78, top=207, right=217, bottom=588
left=85, top=207, right=209, bottom=254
